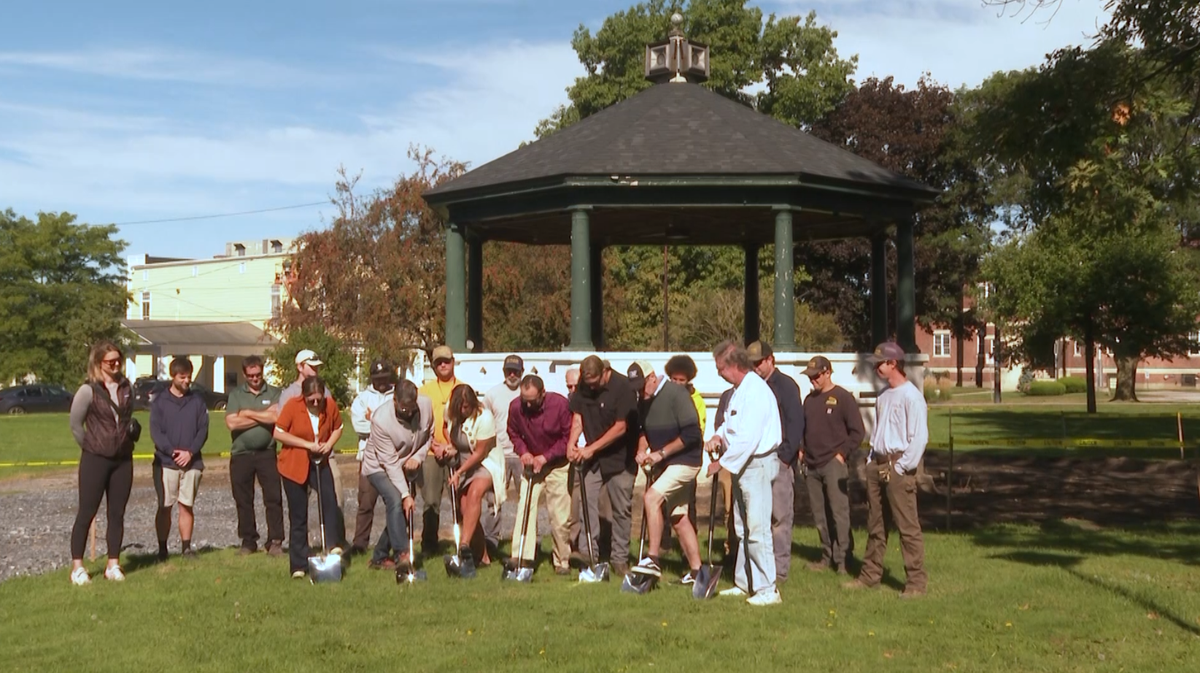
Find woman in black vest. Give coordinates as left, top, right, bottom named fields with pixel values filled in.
left=68, top=341, right=137, bottom=585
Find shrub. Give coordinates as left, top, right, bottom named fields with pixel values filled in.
left=937, top=378, right=955, bottom=401
left=923, top=380, right=941, bottom=403
left=1060, top=376, right=1087, bottom=394
left=1025, top=380, right=1067, bottom=396
left=1017, top=368, right=1036, bottom=394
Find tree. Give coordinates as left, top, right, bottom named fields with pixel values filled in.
left=278, top=147, right=464, bottom=370
left=808, top=77, right=994, bottom=352
left=0, top=210, right=130, bottom=386
left=977, top=45, right=1200, bottom=408
left=264, top=323, right=355, bottom=405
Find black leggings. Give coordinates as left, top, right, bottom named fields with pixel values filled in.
left=70, top=452, right=134, bottom=560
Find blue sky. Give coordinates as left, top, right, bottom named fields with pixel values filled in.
left=1, top=0, right=1109, bottom=259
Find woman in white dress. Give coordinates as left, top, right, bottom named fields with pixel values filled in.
left=446, top=384, right=505, bottom=567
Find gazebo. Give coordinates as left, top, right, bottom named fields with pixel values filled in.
left=423, top=21, right=939, bottom=359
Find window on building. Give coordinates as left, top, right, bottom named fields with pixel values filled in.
left=141, top=291, right=151, bottom=320
left=192, top=265, right=198, bottom=277
left=933, top=331, right=952, bottom=358
left=239, top=262, right=246, bottom=274
left=271, top=284, right=282, bottom=320
left=1073, top=340, right=1083, bottom=357
left=142, top=269, right=148, bottom=281
left=1190, top=331, right=1199, bottom=358
left=984, top=336, right=995, bottom=363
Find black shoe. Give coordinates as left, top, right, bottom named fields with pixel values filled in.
left=182, top=548, right=198, bottom=560
left=238, top=545, right=257, bottom=556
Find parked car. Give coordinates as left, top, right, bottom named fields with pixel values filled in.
left=0, top=384, right=74, bottom=415
left=136, top=379, right=228, bottom=411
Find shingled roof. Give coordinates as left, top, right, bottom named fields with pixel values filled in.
left=425, top=82, right=937, bottom=201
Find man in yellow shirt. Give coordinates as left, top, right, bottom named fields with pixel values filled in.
left=418, top=345, right=458, bottom=558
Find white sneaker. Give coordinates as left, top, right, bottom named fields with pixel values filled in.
left=70, top=567, right=90, bottom=586
left=718, top=586, right=748, bottom=597
left=747, top=588, right=782, bottom=606
left=104, top=565, right=125, bottom=582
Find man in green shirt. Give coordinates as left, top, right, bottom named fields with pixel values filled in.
left=224, top=355, right=284, bottom=555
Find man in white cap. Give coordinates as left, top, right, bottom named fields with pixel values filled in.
left=349, top=359, right=397, bottom=556
left=278, top=349, right=331, bottom=408
left=845, top=342, right=928, bottom=598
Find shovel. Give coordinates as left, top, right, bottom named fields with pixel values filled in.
left=397, top=481, right=427, bottom=584
left=692, top=471, right=723, bottom=599
left=576, top=463, right=609, bottom=583
left=307, top=458, right=343, bottom=583
left=443, top=467, right=476, bottom=579
left=621, top=466, right=658, bottom=595
left=502, top=467, right=535, bottom=583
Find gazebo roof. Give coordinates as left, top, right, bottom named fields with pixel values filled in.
left=427, top=82, right=937, bottom=200
left=424, top=82, right=938, bottom=245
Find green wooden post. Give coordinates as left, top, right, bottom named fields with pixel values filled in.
left=467, top=232, right=483, bottom=352
left=773, top=207, right=796, bottom=350
left=590, top=243, right=604, bottom=350
left=896, top=216, right=917, bottom=352
left=445, top=222, right=466, bottom=352
left=870, top=232, right=888, bottom=347
left=569, top=207, right=594, bottom=351
left=743, top=243, right=760, bottom=345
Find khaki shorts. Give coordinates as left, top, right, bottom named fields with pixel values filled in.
left=649, top=463, right=700, bottom=518
left=154, top=464, right=203, bottom=508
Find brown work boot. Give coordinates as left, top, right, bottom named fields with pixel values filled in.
left=842, top=578, right=878, bottom=590
left=266, top=541, right=284, bottom=557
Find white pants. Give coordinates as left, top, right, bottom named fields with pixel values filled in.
left=732, top=456, right=778, bottom=596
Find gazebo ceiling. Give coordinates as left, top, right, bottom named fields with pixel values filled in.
left=423, top=81, right=939, bottom=245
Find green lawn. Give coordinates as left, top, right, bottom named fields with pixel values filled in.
left=2, top=523, right=1198, bottom=671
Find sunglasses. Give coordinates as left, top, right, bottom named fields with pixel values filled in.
left=102, top=357, right=121, bottom=365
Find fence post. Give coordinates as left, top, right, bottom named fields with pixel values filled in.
left=1177, top=412, right=1185, bottom=461
left=947, top=408, right=954, bottom=532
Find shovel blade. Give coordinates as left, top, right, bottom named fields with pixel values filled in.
left=578, top=562, right=610, bottom=584
left=620, top=572, right=656, bottom=595
left=501, top=558, right=534, bottom=583
left=307, top=552, right=343, bottom=583
left=692, top=564, right=722, bottom=599
left=443, top=554, right=462, bottom=578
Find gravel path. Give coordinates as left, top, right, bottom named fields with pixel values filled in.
left=0, top=456, right=557, bottom=583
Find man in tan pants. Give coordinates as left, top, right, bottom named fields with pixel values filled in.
left=507, top=376, right=573, bottom=574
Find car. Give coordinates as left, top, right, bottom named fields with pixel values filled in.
left=0, top=384, right=75, bottom=415
left=137, top=379, right=228, bottom=411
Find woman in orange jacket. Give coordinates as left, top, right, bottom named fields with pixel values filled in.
left=273, top=377, right=345, bottom=578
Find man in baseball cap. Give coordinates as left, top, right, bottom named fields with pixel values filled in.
left=279, top=349, right=329, bottom=409
left=295, top=349, right=323, bottom=368
left=418, top=344, right=458, bottom=557
left=349, top=359, right=397, bottom=558
left=846, top=341, right=928, bottom=597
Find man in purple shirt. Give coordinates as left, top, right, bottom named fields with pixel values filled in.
left=507, top=375, right=573, bottom=575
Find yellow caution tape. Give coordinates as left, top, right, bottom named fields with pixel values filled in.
left=0, top=448, right=359, bottom=468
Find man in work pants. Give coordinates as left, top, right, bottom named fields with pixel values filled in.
left=845, top=342, right=929, bottom=598
left=349, top=359, right=396, bottom=556
left=705, top=340, right=784, bottom=607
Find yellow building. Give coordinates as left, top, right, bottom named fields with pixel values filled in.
left=124, top=238, right=291, bottom=392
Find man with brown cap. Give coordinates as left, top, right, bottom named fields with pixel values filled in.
left=567, top=355, right=639, bottom=576
left=418, top=345, right=458, bottom=557
left=800, top=355, right=864, bottom=575
left=747, top=340, right=805, bottom=584
left=482, top=354, right=524, bottom=548
left=348, top=359, right=396, bottom=556
left=845, top=342, right=928, bottom=598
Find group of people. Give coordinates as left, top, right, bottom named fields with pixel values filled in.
left=66, top=337, right=929, bottom=605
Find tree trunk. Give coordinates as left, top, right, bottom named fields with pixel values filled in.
left=1084, top=320, right=1097, bottom=414
left=955, top=302, right=965, bottom=388
left=1111, top=356, right=1140, bottom=401
left=975, top=322, right=986, bottom=388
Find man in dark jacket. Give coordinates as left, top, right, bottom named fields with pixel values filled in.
left=800, top=356, right=865, bottom=574
left=748, top=341, right=804, bottom=584
left=150, top=357, right=209, bottom=561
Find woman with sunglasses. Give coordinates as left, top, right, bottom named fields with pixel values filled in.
left=274, top=376, right=345, bottom=578
left=68, top=341, right=137, bottom=585
left=445, top=384, right=502, bottom=567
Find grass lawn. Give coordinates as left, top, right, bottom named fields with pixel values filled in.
left=0, top=411, right=360, bottom=477
left=2, top=523, right=1198, bottom=671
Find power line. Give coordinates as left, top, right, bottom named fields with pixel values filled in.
left=111, top=201, right=328, bottom=226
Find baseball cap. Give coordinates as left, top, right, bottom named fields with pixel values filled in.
left=746, top=340, right=773, bottom=363
left=502, top=354, right=524, bottom=373
left=801, top=356, right=832, bottom=378
left=626, top=360, right=654, bottom=384
left=867, top=341, right=907, bottom=364
left=294, top=349, right=323, bottom=367
left=431, top=345, right=454, bottom=364
left=369, top=359, right=394, bottom=379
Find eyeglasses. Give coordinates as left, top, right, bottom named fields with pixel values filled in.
left=102, top=357, right=121, bottom=366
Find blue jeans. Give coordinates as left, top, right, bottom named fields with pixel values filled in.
left=732, top=455, right=778, bottom=596
left=367, top=472, right=409, bottom=563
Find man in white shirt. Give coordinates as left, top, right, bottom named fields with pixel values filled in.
left=348, top=359, right=396, bottom=556
left=845, top=341, right=929, bottom=598
left=704, top=340, right=784, bottom=607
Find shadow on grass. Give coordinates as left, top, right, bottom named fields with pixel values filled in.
left=989, top=548, right=1200, bottom=637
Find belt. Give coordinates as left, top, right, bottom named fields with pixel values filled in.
left=871, top=453, right=915, bottom=476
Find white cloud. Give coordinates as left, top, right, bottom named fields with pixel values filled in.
left=0, top=47, right=326, bottom=87
left=770, top=0, right=1110, bottom=89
